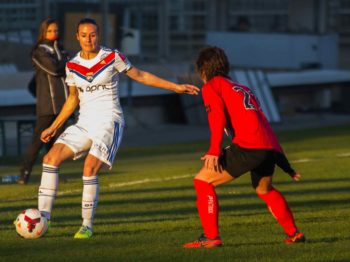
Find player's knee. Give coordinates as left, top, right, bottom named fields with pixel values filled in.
left=193, top=177, right=205, bottom=184
left=83, top=165, right=99, bottom=177
left=42, top=145, right=65, bottom=166
left=255, top=185, right=272, bottom=195
left=43, top=151, right=60, bottom=166
left=194, top=173, right=211, bottom=184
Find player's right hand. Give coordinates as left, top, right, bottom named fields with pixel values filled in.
left=41, top=127, right=57, bottom=143
left=201, top=154, right=222, bottom=172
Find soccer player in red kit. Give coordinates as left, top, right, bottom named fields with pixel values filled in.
left=183, top=46, right=305, bottom=248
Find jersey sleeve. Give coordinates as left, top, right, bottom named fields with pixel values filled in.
left=114, top=50, right=132, bottom=73
left=274, top=151, right=296, bottom=176
left=65, top=64, right=76, bottom=87
left=203, top=82, right=226, bottom=156
left=32, top=44, right=66, bottom=77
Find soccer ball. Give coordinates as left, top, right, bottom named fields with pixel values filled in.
left=14, top=208, right=48, bottom=239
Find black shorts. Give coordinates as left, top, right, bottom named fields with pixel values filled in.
left=219, top=144, right=276, bottom=188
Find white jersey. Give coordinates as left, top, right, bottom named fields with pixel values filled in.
left=65, top=46, right=131, bottom=126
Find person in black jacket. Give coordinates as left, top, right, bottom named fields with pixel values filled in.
left=17, top=18, right=69, bottom=184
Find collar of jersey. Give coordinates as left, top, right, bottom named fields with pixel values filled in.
left=67, top=52, right=115, bottom=83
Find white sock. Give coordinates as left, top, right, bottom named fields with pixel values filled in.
left=82, top=176, right=99, bottom=230
left=38, top=164, right=59, bottom=220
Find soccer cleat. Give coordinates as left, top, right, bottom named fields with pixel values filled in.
left=183, top=234, right=223, bottom=248
left=17, top=176, right=29, bottom=185
left=38, top=219, right=50, bottom=237
left=74, top=226, right=93, bottom=239
left=284, top=231, right=305, bottom=244
left=17, top=177, right=27, bottom=185
left=38, top=212, right=51, bottom=236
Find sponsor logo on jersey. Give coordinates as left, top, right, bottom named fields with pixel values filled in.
left=85, top=84, right=112, bottom=93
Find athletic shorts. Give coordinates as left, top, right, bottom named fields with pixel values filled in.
left=219, top=144, right=276, bottom=188
left=55, top=121, right=124, bottom=169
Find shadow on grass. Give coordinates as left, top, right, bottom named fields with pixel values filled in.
left=311, top=236, right=350, bottom=243
left=1, top=178, right=349, bottom=212
left=2, top=174, right=348, bottom=203
left=2, top=194, right=347, bottom=228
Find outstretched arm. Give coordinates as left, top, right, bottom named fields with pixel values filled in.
left=125, top=67, right=199, bottom=95
left=275, top=151, right=301, bottom=181
left=41, top=86, right=79, bottom=143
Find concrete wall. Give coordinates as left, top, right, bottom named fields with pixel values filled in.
left=206, top=32, right=338, bottom=70
left=0, top=42, right=32, bottom=70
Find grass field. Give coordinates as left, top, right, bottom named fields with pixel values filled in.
left=0, top=124, right=350, bottom=262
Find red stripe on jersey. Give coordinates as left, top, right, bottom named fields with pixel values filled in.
left=117, top=52, right=127, bottom=62
left=67, top=61, right=88, bottom=75
left=90, top=52, right=115, bottom=74
left=67, top=52, right=115, bottom=78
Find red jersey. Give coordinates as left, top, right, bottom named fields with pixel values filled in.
left=202, top=76, right=282, bottom=156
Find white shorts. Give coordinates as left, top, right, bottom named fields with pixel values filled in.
left=55, top=121, right=124, bottom=169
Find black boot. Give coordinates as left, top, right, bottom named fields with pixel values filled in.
left=17, top=169, right=30, bottom=185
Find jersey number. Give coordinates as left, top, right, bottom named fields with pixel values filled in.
left=233, top=86, right=258, bottom=110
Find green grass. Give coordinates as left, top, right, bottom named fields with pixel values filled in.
left=1, top=124, right=350, bottom=262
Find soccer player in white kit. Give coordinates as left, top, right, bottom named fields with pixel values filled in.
left=38, top=18, right=199, bottom=239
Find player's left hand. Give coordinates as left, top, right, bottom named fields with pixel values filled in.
left=175, top=84, right=200, bottom=95
left=291, top=172, right=301, bottom=182
left=201, top=154, right=221, bottom=172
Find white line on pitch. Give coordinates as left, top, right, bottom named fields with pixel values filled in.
left=337, top=152, right=350, bottom=157
left=290, top=152, right=350, bottom=163
left=291, top=158, right=316, bottom=163
left=57, top=174, right=194, bottom=196
left=4, top=152, right=350, bottom=201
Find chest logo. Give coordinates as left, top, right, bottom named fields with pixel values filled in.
left=67, top=52, right=116, bottom=82
left=86, top=72, right=94, bottom=81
